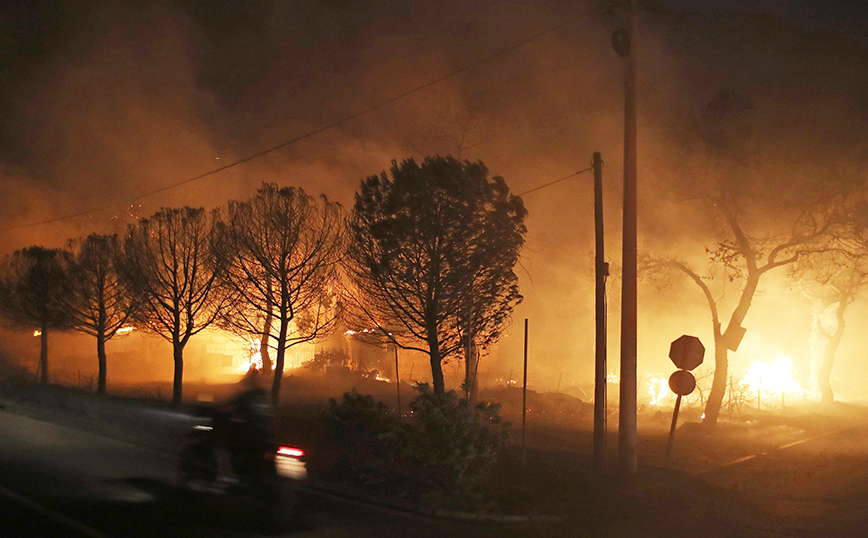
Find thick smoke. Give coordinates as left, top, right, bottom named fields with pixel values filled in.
left=0, top=1, right=866, bottom=398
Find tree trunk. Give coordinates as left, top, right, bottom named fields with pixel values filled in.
left=39, top=322, right=48, bottom=385
left=272, top=314, right=289, bottom=405
left=463, top=336, right=479, bottom=401
left=819, top=299, right=847, bottom=404
left=703, top=333, right=728, bottom=425
left=97, top=329, right=107, bottom=395
left=427, top=331, right=445, bottom=395
left=97, top=296, right=107, bottom=394
left=260, top=274, right=273, bottom=372
left=260, top=317, right=273, bottom=373
left=704, top=274, right=760, bottom=426
left=172, top=342, right=184, bottom=405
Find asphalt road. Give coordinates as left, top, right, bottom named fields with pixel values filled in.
left=0, top=408, right=560, bottom=538
left=7, top=398, right=868, bottom=538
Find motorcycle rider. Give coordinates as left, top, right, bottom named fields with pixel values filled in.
left=216, top=367, right=277, bottom=482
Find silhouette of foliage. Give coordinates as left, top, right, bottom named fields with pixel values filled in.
left=119, top=207, right=228, bottom=404
left=65, top=233, right=138, bottom=394
left=345, top=156, right=526, bottom=395
left=216, top=183, right=344, bottom=404
left=0, top=246, right=73, bottom=384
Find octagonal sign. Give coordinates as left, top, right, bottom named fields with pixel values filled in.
left=669, top=335, right=705, bottom=371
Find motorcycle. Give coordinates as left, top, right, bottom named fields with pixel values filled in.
left=178, top=406, right=308, bottom=529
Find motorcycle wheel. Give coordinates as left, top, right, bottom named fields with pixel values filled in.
left=179, top=441, right=219, bottom=488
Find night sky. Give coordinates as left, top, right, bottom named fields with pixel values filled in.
left=1, top=0, right=867, bottom=385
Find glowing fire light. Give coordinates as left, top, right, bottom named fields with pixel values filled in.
left=236, top=338, right=263, bottom=374
left=345, top=328, right=376, bottom=336
left=33, top=330, right=41, bottom=337
left=116, top=326, right=134, bottom=335
left=374, top=372, right=390, bottom=383
left=648, top=376, right=669, bottom=406
left=743, top=354, right=801, bottom=396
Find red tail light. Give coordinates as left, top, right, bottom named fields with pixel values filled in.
left=277, top=445, right=305, bottom=458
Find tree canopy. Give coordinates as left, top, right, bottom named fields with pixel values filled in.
left=65, top=233, right=138, bottom=394
left=0, top=246, right=73, bottom=384
left=346, top=156, right=526, bottom=395
left=217, top=183, right=344, bottom=403
left=119, top=207, right=228, bottom=404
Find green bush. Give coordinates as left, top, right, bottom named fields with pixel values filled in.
left=322, top=384, right=509, bottom=498
left=323, top=390, right=399, bottom=475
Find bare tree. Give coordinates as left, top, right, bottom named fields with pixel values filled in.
left=345, top=156, right=526, bottom=396
left=645, top=185, right=854, bottom=425
left=217, top=184, right=344, bottom=404
left=0, top=247, right=72, bottom=384
left=119, top=207, right=228, bottom=405
left=65, top=234, right=138, bottom=394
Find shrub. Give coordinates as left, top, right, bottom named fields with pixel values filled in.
left=322, top=384, right=509, bottom=498
left=323, top=390, right=399, bottom=475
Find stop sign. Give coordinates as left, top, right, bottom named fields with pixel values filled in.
left=669, top=370, right=696, bottom=396
left=669, top=335, right=705, bottom=371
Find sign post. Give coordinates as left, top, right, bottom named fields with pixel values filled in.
left=665, top=335, right=705, bottom=463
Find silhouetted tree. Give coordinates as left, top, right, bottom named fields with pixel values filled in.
left=645, top=92, right=859, bottom=425
left=0, top=247, right=73, bottom=384
left=119, top=207, right=228, bottom=405
left=346, top=156, right=526, bottom=396
left=217, top=184, right=344, bottom=404
left=65, top=234, right=138, bottom=394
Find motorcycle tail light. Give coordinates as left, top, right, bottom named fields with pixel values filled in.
left=277, top=445, right=305, bottom=458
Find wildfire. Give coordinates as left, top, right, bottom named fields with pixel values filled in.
left=648, top=376, right=669, bottom=406
left=236, top=338, right=263, bottom=374
left=116, top=326, right=134, bottom=335
left=345, top=328, right=377, bottom=336
left=33, top=330, right=41, bottom=337
left=743, top=354, right=802, bottom=396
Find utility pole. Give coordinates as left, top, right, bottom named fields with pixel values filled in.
left=615, top=0, right=638, bottom=476
left=593, top=151, right=608, bottom=473
left=522, top=318, right=529, bottom=474
left=395, top=346, right=401, bottom=419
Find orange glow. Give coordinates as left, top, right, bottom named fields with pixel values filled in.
left=743, top=355, right=802, bottom=396
left=235, top=338, right=263, bottom=373
left=648, top=376, right=669, bottom=406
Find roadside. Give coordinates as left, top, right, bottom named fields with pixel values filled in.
left=3, top=380, right=868, bottom=537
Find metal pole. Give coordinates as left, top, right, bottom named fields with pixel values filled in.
left=664, top=394, right=682, bottom=464
left=593, top=151, right=608, bottom=473
left=395, top=346, right=401, bottom=419
left=618, top=0, right=639, bottom=476
left=522, top=318, right=529, bottom=473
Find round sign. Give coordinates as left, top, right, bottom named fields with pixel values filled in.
left=669, top=370, right=696, bottom=396
left=669, top=335, right=705, bottom=371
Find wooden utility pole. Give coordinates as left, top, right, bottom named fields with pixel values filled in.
left=395, top=346, right=401, bottom=418
left=593, top=151, right=608, bottom=473
left=617, top=0, right=638, bottom=476
left=522, top=318, right=528, bottom=473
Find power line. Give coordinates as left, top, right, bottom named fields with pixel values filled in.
left=2, top=3, right=606, bottom=232
left=518, top=167, right=593, bottom=197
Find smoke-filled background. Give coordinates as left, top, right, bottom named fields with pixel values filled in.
left=1, top=0, right=867, bottom=399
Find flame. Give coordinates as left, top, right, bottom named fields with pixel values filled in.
left=33, top=330, right=41, bottom=337
left=345, top=328, right=377, bottom=336
left=648, top=376, right=669, bottom=406
left=743, top=354, right=801, bottom=396
left=236, top=338, right=263, bottom=374
left=116, top=326, right=134, bottom=335
left=375, top=372, right=390, bottom=383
